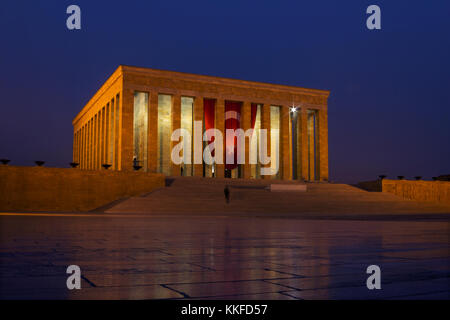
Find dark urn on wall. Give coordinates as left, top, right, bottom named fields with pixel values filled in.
left=102, top=164, right=112, bottom=170
left=70, top=162, right=79, bottom=168
left=397, top=176, right=405, bottom=180
left=0, top=159, right=10, bottom=165
left=436, top=174, right=450, bottom=181
left=378, top=175, right=387, bottom=180
left=414, top=176, right=422, bottom=180
left=35, top=161, right=45, bottom=167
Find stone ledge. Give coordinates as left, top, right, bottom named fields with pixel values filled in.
left=382, top=179, right=450, bottom=204
left=268, top=184, right=307, bottom=192
left=357, top=180, right=382, bottom=192
left=0, top=166, right=165, bottom=212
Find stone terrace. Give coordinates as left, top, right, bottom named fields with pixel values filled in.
left=104, top=177, right=450, bottom=218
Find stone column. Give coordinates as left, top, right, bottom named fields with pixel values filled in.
left=76, top=130, right=79, bottom=164
left=92, top=117, right=96, bottom=170
left=114, top=93, right=121, bottom=170
left=294, top=112, right=301, bottom=180
left=215, top=99, right=225, bottom=178
left=77, top=130, right=81, bottom=165
left=307, top=110, right=316, bottom=180
left=193, top=96, right=203, bottom=177
left=98, top=111, right=102, bottom=169
left=93, top=114, right=97, bottom=170
left=91, top=117, right=94, bottom=169
left=109, top=99, right=115, bottom=169
left=99, top=108, right=104, bottom=168
left=100, top=109, right=105, bottom=168
left=84, top=124, right=87, bottom=169
left=318, top=107, right=329, bottom=181
left=92, top=116, right=96, bottom=170
left=241, top=101, right=251, bottom=179
left=77, top=130, right=79, bottom=163
left=300, top=108, right=308, bottom=180
left=86, top=120, right=89, bottom=169
left=76, top=130, right=80, bottom=164
left=148, top=92, right=158, bottom=173
left=105, top=104, right=110, bottom=166
left=261, top=103, right=271, bottom=179
left=120, top=89, right=134, bottom=171
left=77, top=128, right=80, bottom=167
left=98, top=112, right=102, bottom=169
left=86, top=122, right=89, bottom=169
left=93, top=116, right=96, bottom=170
left=89, top=118, right=93, bottom=170
left=171, top=95, right=181, bottom=176
left=85, top=124, right=88, bottom=169
left=78, top=127, right=81, bottom=168
left=281, top=105, right=291, bottom=180
left=97, top=110, right=101, bottom=169
left=102, top=106, right=107, bottom=166
left=97, top=112, right=101, bottom=169
left=81, top=126, right=84, bottom=169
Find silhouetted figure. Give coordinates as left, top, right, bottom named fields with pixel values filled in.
left=224, top=186, right=230, bottom=204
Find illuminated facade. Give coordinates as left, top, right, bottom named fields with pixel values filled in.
left=72, top=65, right=329, bottom=181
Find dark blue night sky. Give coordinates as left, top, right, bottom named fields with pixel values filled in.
left=0, top=1, right=449, bottom=183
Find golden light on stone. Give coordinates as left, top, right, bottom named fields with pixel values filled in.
left=72, top=65, right=330, bottom=181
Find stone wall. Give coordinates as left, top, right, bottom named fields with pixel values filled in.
left=357, top=180, right=382, bottom=192
left=0, top=166, right=165, bottom=212
left=382, top=179, right=450, bottom=204
left=73, top=65, right=329, bottom=181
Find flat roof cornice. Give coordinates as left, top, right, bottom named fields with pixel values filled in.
left=73, top=65, right=330, bottom=125
left=121, top=65, right=330, bottom=97
left=72, top=66, right=123, bottom=125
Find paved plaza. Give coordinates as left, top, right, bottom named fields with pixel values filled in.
left=1, top=179, right=449, bottom=299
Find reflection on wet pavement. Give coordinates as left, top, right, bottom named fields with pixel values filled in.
left=0, top=215, right=449, bottom=299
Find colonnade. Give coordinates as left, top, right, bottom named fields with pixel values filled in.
left=73, top=93, right=121, bottom=171
left=118, top=91, right=328, bottom=181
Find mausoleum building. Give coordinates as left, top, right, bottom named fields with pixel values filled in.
left=72, top=65, right=329, bottom=181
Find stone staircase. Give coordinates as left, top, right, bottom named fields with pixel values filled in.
left=104, top=177, right=450, bottom=217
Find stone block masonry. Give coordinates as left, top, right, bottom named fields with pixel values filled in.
left=382, top=179, right=450, bottom=205
left=72, top=65, right=330, bottom=181
left=0, top=166, right=164, bottom=212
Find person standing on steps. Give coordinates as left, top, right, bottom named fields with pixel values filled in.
left=224, top=185, right=230, bottom=204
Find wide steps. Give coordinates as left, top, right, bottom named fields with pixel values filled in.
left=104, top=177, right=450, bottom=216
